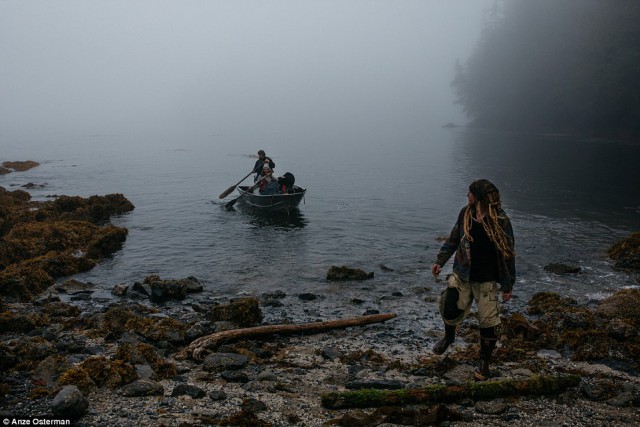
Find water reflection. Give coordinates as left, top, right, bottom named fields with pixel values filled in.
left=243, top=208, right=308, bottom=230
left=454, top=129, right=640, bottom=228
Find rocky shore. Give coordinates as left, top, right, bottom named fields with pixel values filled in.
left=1, top=170, right=640, bottom=426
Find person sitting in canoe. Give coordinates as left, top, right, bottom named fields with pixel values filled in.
left=253, top=150, right=275, bottom=182
left=277, top=172, right=295, bottom=193
left=255, top=163, right=278, bottom=195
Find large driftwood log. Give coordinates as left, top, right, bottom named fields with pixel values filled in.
left=176, top=313, right=397, bottom=361
left=321, top=374, right=581, bottom=409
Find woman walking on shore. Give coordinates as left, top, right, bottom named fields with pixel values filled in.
left=431, top=179, right=516, bottom=380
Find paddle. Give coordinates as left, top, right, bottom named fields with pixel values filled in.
left=224, top=172, right=273, bottom=208
left=219, top=169, right=256, bottom=199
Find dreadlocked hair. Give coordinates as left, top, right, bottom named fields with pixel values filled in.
left=463, top=179, right=514, bottom=259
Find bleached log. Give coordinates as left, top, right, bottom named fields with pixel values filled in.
left=175, top=313, right=397, bottom=361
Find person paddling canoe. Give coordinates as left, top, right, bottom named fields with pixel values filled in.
left=253, top=150, right=275, bottom=182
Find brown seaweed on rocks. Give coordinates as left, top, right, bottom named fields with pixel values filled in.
left=608, top=232, right=640, bottom=272
left=0, top=187, right=134, bottom=302
left=0, top=161, right=40, bottom=174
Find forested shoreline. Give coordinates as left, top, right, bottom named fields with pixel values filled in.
left=452, top=0, right=640, bottom=141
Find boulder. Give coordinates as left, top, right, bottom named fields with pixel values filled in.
left=327, top=266, right=374, bottom=281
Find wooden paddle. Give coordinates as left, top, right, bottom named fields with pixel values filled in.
left=224, top=172, right=273, bottom=208
left=219, top=169, right=256, bottom=199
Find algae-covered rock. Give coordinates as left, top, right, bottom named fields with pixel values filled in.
left=208, top=297, right=263, bottom=327
left=85, top=304, right=191, bottom=344
left=608, top=232, right=640, bottom=272
left=0, top=188, right=134, bottom=302
left=1, top=160, right=40, bottom=172
left=525, top=289, right=640, bottom=370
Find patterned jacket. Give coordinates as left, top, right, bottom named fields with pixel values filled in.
left=435, top=206, right=516, bottom=292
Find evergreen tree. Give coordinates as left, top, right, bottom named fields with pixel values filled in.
left=452, top=0, right=640, bottom=139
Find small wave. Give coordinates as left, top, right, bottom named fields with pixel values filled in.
left=585, top=291, right=613, bottom=302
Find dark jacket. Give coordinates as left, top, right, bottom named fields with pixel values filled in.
left=435, top=206, right=516, bottom=292
left=253, top=158, right=275, bottom=181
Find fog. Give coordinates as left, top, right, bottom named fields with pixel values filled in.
left=1, top=1, right=486, bottom=146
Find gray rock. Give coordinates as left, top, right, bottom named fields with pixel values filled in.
left=51, top=385, right=89, bottom=419
left=171, top=384, right=206, bottom=399
left=203, top=353, right=249, bottom=372
left=256, top=370, right=278, bottom=382
left=242, top=397, right=267, bottom=412
left=476, top=399, right=508, bottom=414
left=544, top=263, right=581, bottom=274
left=221, top=370, right=250, bottom=383
left=120, top=380, right=164, bottom=397
left=111, top=283, right=129, bottom=296
left=536, top=349, right=562, bottom=359
left=135, top=364, right=154, bottom=380
left=209, top=390, right=227, bottom=401
left=606, top=392, right=635, bottom=407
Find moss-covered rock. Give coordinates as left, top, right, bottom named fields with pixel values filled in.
left=524, top=289, right=640, bottom=370
left=85, top=304, right=191, bottom=344
left=608, top=232, right=640, bottom=272
left=209, top=297, right=263, bottom=327
left=327, top=266, right=374, bottom=281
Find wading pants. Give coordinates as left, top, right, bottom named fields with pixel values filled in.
left=438, top=273, right=501, bottom=329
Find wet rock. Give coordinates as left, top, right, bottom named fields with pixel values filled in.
left=208, top=390, right=227, bottom=401
left=51, top=385, right=89, bottom=419
left=208, top=297, right=263, bottom=327
left=22, top=182, right=47, bottom=189
left=171, top=384, right=206, bottom=398
left=132, top=282, right=152, bottom=296
left=327, top=266, right=374, bottom=281
left=544, top=263, right=581, bottom=274
left=111, top=283, right=129, bottom=296
left=221, top=370, right=250, bottom=383
left=120, top=379, right=164, bottom=397
left=2, top=160, right=40, bottom=172
left=261, top=290, right=286, bottom=300
left=299, top=293, right=317, bottom=301
left=242, top=397, right=267, bottom=412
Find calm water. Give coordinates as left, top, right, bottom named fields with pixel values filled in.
left=2, top=128, right=639, bottom=322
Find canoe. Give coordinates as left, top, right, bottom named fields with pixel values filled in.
left=236, top=185, right=306, bottom=212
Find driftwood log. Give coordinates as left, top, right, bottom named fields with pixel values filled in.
left=176, top=313, right=397, bottom=361
left=321, top=374, right=581, bottom=409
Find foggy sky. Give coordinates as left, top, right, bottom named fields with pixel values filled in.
left=0, top=1, right=487, bottom=143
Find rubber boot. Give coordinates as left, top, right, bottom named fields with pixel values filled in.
left=432, top=324, right=456, bottom=355
left=474, top=335, right=497, bottom=381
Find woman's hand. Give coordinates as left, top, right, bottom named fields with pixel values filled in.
left=431, top=264, right=441, bottom=276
